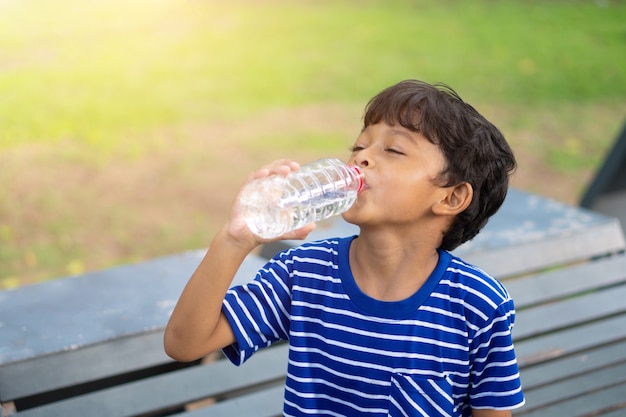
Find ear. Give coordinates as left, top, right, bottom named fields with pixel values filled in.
left=433, top=182, right=473, bottom=216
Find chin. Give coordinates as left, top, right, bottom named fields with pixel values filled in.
left=341, top=208, right=364, bottom=226
left=341, top=210, right=355, bottom=224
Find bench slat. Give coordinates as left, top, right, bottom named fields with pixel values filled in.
left=513, top=284, right=626, bottom=341
left=514, top=256, right=626, bottom=340
left=515, top=314, right=626, bottom=367
left=173, top=385, right=284, bottom=417
left=11, top=344, right=289, bottom=417
left=520, top=361, right=626, bottom=413
left=462, top=217, right=625, bottom=278
left=594, top=408, right=626, bottom=417
left=507, top=254, right=626, bottom=309
left=513, top=382, right=626, bottom=417
left=518, top=339, right=626, bottom=390
left=0, top=331, right=168, bottom=402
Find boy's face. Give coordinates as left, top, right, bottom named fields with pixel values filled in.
left=343, top=122, right=449, bottom=230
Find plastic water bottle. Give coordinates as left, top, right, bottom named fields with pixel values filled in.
left=239, top=158, right=364, bottom=239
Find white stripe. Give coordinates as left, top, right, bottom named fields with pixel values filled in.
left=445, top=266, right=508, bottom=304
left=392, top=379, right=430, bottom=417
left=389, top=396, right=411, bottom=417
left=292, top=315, right=469, bottom=352
left=405, top=377, right=453, bottom=416
left=288, top=357, right=391, bottom=386
left=222, top=298, right=253, bottom=350
left=292, top=299, right=468, bottom=337
left=472, top=371, right=522, bottom=388
left=292, top=255, right=339, bottom=268
left=439, top=278, right=498, bottom=319
left=290, top=333, right=469, bottom=370
left=472, top=308, right=514, bottom=340
left=293, top=270, right=342, bottom=283
left=472, top=385, right=525, bottom=399
left=288, top=373, right=388, bottom=401
left=252, top=277, right=290, bottom=336
left=450, top=258, right=509, bottom=295
left=470, top=329, right=514, bottom=358
left=292, top=285, right=349, bottom=300
left=246, top=281, right=281, bottom=339
left=429, top=378, right=454, bottom=405
left=265, top=266, right=290, bottom=294
left=284, top=384, right=388, bottom=414
left=232, top=291, right=268, bottom=345
left=267, top=258, right=290, bottom=276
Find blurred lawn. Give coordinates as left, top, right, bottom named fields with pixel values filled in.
left=1, top=0, right=625, bottom=287
left=2, top=0, right=624, bottom=152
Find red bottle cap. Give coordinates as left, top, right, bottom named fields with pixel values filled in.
left=350, top=165, right=364, bottom=192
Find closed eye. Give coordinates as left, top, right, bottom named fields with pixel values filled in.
left=349, top=145, right=365, bottom=153
left=385, top=148, right=405, bottom=155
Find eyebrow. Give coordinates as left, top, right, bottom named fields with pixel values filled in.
left=389, top=128, right=418, bottom=145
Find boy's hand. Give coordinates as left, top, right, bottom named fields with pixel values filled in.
left=223, top=159, right=316, bottom=251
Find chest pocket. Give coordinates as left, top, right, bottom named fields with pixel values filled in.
left=388, top=373, right=455, bottom=417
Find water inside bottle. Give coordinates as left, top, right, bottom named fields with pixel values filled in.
left=239, top=158, right=363, bottom=239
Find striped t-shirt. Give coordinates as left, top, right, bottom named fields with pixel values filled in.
left=222, top=236, right=525, bottom=416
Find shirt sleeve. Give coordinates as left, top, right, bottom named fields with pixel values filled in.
left=469, top=298, right=526, bottom=410
left=221, top=257, right=292, bottom=366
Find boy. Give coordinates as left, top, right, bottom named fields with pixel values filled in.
left=164, top=80, right=525, bottom=416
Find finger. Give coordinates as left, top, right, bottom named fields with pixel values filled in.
left=282, top=223, right=316, bottom=241
left=248, top=160, right=300, bottom=181
left=266, top=159, right=300, bottom=176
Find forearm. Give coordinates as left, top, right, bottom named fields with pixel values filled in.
left=164, top=225, right=253, bottom=362
left=472, top=409, right=512, bottom=417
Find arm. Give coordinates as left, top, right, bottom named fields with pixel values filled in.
left=163, top=225, right=253, bottom=362
left=163, top=160, right=314, bottom=362
left=472, top=409, right=512, bottom=417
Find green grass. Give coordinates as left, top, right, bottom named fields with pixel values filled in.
left=1, top=0, right=625, bottom=287
left=2, top=0, right=624, bottom=152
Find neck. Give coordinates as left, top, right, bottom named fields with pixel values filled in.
left=349, top=229, right=440, bottom=302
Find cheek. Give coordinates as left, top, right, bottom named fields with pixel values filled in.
left=382, top=171, right=430, bottom=196
left=381, top=175, right=439, bottom=210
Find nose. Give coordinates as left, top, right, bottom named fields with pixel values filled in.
left=353, top=152, right=371, bottom=169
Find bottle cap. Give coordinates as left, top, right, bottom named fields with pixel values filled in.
left=350, top=165, right=364, bottom=192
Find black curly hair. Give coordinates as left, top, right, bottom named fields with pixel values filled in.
left=362, top=80, right=517, bottom=250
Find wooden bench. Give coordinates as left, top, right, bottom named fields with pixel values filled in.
left=1, top=189, right=625, bottom=417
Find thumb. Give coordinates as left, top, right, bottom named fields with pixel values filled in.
left=283, top=223, right=316, bottom=241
